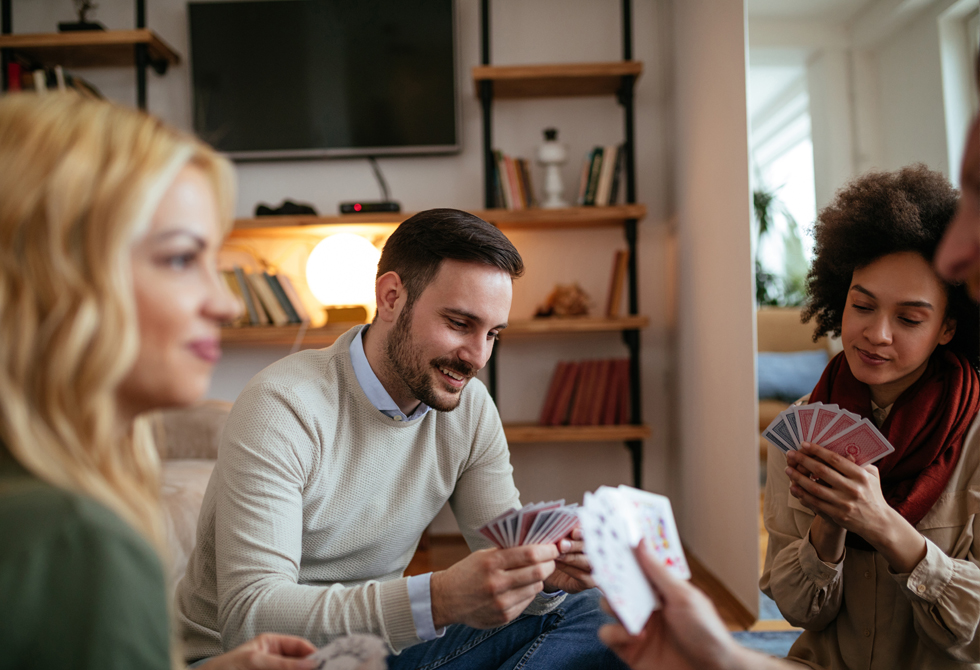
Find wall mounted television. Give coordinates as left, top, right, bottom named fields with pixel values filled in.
left=188, top=0, right=458, bottom=161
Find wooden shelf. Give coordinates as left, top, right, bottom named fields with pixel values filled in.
left=472, top=61, right=642, bottom=99
left=0, top=30, right=180, bottom=69
left=220, top=323, right=356, bottom=348
left=501, top=316, right=647, bottom=338
left=504, top=423, right=650, bottom=443
left=230, top=205, right=646, bottom=237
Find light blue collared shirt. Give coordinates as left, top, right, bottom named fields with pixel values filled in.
left=349, top=325, right=442, bottom=640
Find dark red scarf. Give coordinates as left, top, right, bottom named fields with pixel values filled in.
left=809, top=350, right=980, bottom=532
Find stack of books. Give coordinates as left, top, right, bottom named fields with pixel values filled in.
left=576, top=145, right=624, bottom=206
left=492, top=150, right=536, bottom=210
left=222, top=267, right=311, bottom=327
left=5, top=61, right=102, bottom=99
left=538, top=359, right=631, bottom=426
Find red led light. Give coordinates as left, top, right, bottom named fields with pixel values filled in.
left=354, top=203, right=362, bottom=212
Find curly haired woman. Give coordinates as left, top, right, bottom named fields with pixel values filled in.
left=761, top=165, right=980, bottom=669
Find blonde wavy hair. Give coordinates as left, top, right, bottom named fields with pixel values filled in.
left=0, top=93, right=234, bottom=553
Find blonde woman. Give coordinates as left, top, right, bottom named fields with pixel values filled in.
left=0, top=93, right=318, bottom=670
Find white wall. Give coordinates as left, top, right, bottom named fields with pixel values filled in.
left=671, top=0, right=760, bottom=615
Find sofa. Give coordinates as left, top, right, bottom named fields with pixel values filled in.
left=149, top=399, right=231, bottom=594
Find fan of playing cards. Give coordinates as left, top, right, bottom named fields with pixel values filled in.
left=478, top=500, right=580, bottom=549
left=763, top=402, right=895, bottom=466
left=577, top=486, right=690, bottom=636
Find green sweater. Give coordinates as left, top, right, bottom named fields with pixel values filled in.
left=0, top=450, right=170, bottom=670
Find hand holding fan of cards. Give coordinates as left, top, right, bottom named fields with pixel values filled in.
left=478, top=500, right=580, bottom=549
left=763, top=402, right=895, bottom=466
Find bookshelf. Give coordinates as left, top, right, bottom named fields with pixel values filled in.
left=477, top=0, right=647, bottom=487
left=0, top=0, right=177, bottom=110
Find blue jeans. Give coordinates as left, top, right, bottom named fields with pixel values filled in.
left=387, top=589, right=627, bottom=670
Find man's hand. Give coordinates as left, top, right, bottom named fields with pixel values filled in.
left=543, top=527, right=595, bottom=594
left=206, top=633, right=319, bottom=670
left=599, top=543, right=785, bottom=670
left=430, top=544, right=558, bottom=629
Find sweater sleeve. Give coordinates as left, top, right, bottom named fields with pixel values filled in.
left=887, top=504, right=980, bottom=661
left=447, top=386, right=566, bottom=615
left=759, top=440, right=845, bottom=630
left=214, top=383, right=421, bottom=653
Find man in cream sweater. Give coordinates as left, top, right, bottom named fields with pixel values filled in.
left=176, top=209, right=624, bottom=668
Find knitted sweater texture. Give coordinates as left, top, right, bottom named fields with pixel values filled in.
left=176, top=327, right=554, bottom=658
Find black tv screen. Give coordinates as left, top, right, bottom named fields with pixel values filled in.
left=188, top=0, right=458, bottom=160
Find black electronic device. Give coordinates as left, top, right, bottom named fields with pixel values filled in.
left=339, top=201, right=401, bottom=214
left=188, top=0, right=458, bottom=161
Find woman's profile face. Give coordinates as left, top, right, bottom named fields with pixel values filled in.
left=841, top=251, right=955, bottom=404
left=115, top=165, right=239, bottom=419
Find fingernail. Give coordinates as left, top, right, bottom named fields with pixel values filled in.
left=559, top=540, right=571, bottom=552
left=785, top=467, right=793, bottom=476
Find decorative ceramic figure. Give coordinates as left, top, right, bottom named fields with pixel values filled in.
left=536, top=128, right=568, bottom=208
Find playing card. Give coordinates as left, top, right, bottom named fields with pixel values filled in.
left=577, top=502, right=656, bottom=635
left=793, top=405, right=818, bottom=445
left=769, top=414, right=797, bottom=450
left=809, top=404, right=838, bottom=442
left=813, top=410, right=858, bottom=444
left=616, top=486, right=691, bottom=580
left=763, top=427, right=794, bottom=454
left=478, top=501, right=578, bottom=549
left=820, top=419, right=895, bottom=466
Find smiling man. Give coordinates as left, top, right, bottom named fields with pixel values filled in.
left=176, top=208, right=624, bottom=669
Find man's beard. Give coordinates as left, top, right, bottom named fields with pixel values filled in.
left=384, top=306, right=477, bottom=412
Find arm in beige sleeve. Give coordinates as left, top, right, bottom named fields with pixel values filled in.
left=759, top=441, right=844, bottom=631
left=447, top=385, right=566, bottom=615
left=888, top=510, right=980, bottom=662
left=214, top=384, right=421, bottom=653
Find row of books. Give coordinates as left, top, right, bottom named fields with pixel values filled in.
left=222, top=267, right=311, bottom=327
left=492, top=150, right=536, bottom=210
left=577, top=145, right=624, bottom=206
left=5, top=61, right=103, bottom=99
left=539, top=359, right=631, bottom=426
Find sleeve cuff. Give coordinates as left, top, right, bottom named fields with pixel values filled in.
left=539, top=589, right=565, bottom=598
left=406, top=573, right=446, bottom=641
left=892, top=537, right=954, bottom=604
left=799, top=529, right=845, bottom=586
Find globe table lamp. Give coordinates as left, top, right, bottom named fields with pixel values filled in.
left=306, top=233, right=381, bottom=323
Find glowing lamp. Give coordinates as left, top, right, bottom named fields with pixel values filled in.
left=305, top=233, right=381, bottom=322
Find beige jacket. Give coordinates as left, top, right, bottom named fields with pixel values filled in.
left=761, top=414, right=980, bottom=669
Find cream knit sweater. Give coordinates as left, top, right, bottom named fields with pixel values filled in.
left=175, top=327, right=560, bottom=659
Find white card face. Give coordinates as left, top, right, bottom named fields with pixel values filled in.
left=616, top=486, right=691, bottom=580
left=578, top=503, right=657, bottom=635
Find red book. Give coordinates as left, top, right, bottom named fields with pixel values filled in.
left=539, top=362, right=569, bottom=425
left=7, top=63, right=21, bottom=92
left=570, top=360, right=599, bottom=426
left=549, top=362, right=582, bottom=426
left=602, top=359, right=626, bottom=425
left=588, top=359, right=614, bottom=425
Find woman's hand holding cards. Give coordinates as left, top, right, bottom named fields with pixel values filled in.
left=786, top=442, right=927, bottom=573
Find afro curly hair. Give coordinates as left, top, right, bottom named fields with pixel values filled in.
left=802, top=164, right=979, bottom=369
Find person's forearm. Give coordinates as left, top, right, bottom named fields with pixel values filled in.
left=869, top=508, right=927, bottom=574
left=728, top=646, right=796, bottom=670
left=808, top=516, right=845, bottom=564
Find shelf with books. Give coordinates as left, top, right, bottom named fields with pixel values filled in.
left=504, top=423, right=651, bottom=444
left=220, top=323, right=356, bottom=349
left=0, top=30, right=179, bottom=70
left=472, top=61, right=643, bottom=99
left=229, top=205, right=647, bottom=237
left=501, top=316, right=647, bottom=338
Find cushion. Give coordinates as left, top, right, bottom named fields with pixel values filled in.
left=757, top=350, right=828, bottom=402
left=161, top=459, right=216, bottom=593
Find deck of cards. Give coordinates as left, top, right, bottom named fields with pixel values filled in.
left=763, top=402, right=895, bottom=466
left=577, top=486, right=690, bottom=635
left=478, top=500, right=580, bottom=549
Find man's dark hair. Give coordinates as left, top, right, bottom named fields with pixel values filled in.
left=802, top=164, right=979, bottom=368
left=377, top=208, right=524, bottom=309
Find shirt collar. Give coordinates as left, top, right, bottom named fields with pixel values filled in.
left=349, top=324, right=431, bottom=422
